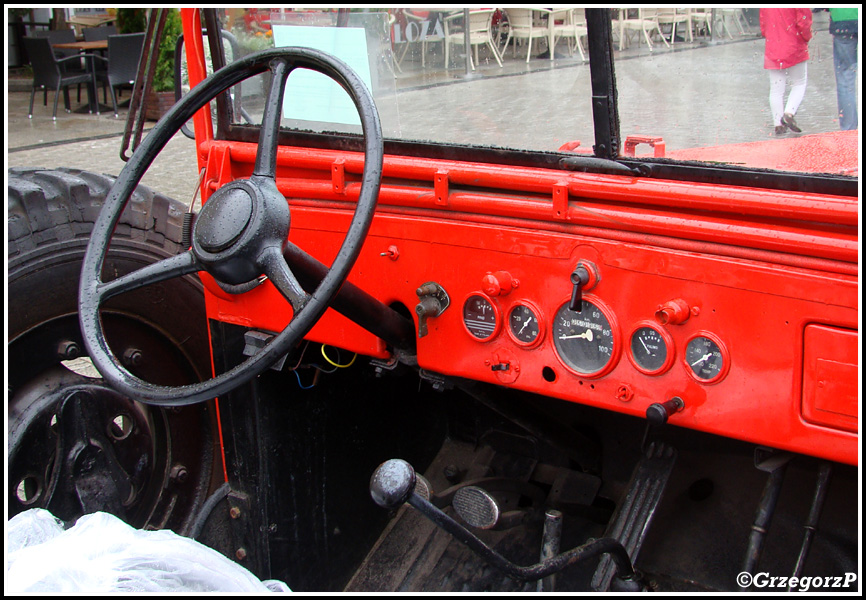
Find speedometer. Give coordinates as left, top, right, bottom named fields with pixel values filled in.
left=552, top=297, right=618, bottom=377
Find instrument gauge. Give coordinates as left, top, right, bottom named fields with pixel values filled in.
left=462, top=293, right=500, bottom=341
left=507, top=303, right=544, bottom=348
left=684, top=333, right=729, bottom=384
left=552, top=297, right=618, bottom=378
left=628, top=323, right=674, bottom=375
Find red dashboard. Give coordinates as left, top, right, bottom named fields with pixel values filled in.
left=200, top=142, right=858, bottom=466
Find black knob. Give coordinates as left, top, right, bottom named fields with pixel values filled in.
left=568, top=266, right=591, bottom=312
left=646, top=397, right=684, bottom=425
left=370, top=459, right=417, bottom=509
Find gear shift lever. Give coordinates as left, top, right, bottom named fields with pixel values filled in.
left=369, top=459, right=643, bottom=590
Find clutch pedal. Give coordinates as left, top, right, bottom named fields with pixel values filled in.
left=591, top=441, right=676, bottom=591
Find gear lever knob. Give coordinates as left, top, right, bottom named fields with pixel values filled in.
left=370, top=459, right=417, bottom=509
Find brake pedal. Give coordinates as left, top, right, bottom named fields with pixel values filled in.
left=453, top=485, right=501, bottom=529
left=591, top=442, right=676, bottom=591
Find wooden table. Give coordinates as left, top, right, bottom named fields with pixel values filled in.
left=52, top=41, right=109, bottom=114
left=52, top=40, right=108, bottom=52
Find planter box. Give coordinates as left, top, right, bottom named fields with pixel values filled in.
left=145, top=90, right=176, bottom=121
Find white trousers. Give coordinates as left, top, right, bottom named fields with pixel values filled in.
left=768, top=62, right=808, bottom=126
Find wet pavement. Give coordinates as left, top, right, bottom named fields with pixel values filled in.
left=6, top=11, right=847, bottom=205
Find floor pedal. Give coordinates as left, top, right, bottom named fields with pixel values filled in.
left=591, top=441, right=677, bottom=591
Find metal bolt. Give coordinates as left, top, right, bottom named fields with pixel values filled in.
left=229, top=506, right=241, bottom=519
left=58, top=341, right=81, bottom=360
left=235, top=548, right=247, bottom=561
left=123, top=348, right=143, bottom=367
left=170, top=465, right=188, bottom=483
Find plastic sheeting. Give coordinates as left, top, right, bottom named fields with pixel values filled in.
left=7, top=509, right=290, bottom=593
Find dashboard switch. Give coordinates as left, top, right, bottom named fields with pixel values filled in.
left=416, top=282, right=450, bottom=338
left=568, top=261, right=600, bottom=312
left=646, top=397, right=685, bottom=425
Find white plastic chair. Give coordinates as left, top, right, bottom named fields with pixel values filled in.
left=551, top=8, right=588, bottom=61
left=656, top=8, right=692, bottom=43
left=443, top=9, right=503, bottom=69
left=616, top=8, right=670, bottom=51
left=503, top=7, right=555, bottom=63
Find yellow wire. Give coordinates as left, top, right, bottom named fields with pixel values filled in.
left=320, top=344, right=357, bottom=368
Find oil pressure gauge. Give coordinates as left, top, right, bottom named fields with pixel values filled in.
left=685, top=332, right=729, bottom=384
left=507, top=303, right=544, bottom=348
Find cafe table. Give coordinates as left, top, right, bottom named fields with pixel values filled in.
left=52, top=40, right=109, bottom=114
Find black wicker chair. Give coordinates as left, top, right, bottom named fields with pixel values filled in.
left=92, top=33, right=145, bottom=117
left=82, top=25, right=118, bottom=42
left=23, top=36, right=94, bottom=120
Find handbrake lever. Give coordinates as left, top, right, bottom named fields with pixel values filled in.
left=369, top=459, right=644, bottom=591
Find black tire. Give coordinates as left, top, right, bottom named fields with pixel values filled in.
left=8, top=167, right=219, bottom=532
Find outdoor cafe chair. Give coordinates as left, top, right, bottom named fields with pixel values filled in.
left=551, top=8, right=588, bottom=62
left=23, top=36, right=95, bottom=120
left=656, top=8, right=692, bottom=43
left=688, top=8, right=713, bottom=38
left=616, top=8, right=670, bottom=52
left=502, top=7, right=556, bottom=63
left=91, top=33, right=146, bottom=118
left=82, top=25, right=118, bottom=42
left=443, top=9, right=502, bottom=70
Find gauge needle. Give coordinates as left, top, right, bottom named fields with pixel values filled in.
left=691, top=353, right=712, bottom=366
left=559, top=329, right=593, bottom=342
left=639, top=337, right=651, bottom=354
left=518, top=317, right=533, bottom=335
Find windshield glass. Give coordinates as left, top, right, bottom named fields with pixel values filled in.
left=212, top=8, right=858, bottom=178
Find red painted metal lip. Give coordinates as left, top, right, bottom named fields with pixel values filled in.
left=666, top=130, right=859, bottom=177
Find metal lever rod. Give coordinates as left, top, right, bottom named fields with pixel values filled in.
left=370, top=459, right=640, bottom=589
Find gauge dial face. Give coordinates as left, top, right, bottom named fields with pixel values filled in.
left=508, top=303, right=542, bottom=347
left=552, top=299, right=617, bottom=377
left=463, top=294, right=499, bottom=341
left=685, top=334, right=727, bottom=383
left=630, top=325, right=672, bottom=375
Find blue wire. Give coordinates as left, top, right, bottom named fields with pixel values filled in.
left=294, top=370, right=316, bottom=390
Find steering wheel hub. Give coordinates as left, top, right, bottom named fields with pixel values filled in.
left=195, top=185, right=254, bottom=253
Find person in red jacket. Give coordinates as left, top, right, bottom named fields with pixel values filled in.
left=760, top=8, right=813, bottom=135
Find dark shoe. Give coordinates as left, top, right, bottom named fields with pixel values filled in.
left=782, top=112, right=801, bottom=133
left=775, top=125, right=787, bottom=136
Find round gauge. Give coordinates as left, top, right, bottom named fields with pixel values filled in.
left=552, top=297, right=618, bottom=377
left=629, top=323, right=674, bottom=375
left=508, top=303, right=544, bottom=348
left=462, top=293, right=500, bottom=341
left=684, top=333, right=729, bottom=384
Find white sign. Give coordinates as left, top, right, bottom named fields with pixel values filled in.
left=271, top=24, right=373, bottom=126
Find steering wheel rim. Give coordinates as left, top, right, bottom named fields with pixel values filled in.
left=79, top=47, right=383, bottom=406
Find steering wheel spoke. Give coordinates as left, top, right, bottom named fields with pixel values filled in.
left=254, top=58, right=292, bottom=180
left=260, top=245, right=310, bottom=312
left=96, top=250, right=201, bottom=303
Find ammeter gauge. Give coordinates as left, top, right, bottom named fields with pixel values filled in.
left=462, top=293, right=500, bottom=341
left=685, top=333, right=729, bottom=383
left=552, top=297, right=618, bottom=377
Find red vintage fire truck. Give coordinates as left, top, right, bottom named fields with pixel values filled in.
left=8, top=8, right=859, bottom=592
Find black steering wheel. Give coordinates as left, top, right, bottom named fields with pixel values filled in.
left=79, top=47, right=383, bottom=406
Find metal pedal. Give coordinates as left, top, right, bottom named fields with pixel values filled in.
left=591, top=441, right=677, bottom=591
left=413, top=473, right=433, bottom=502
left=453, top=485, right=500, bottom=529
